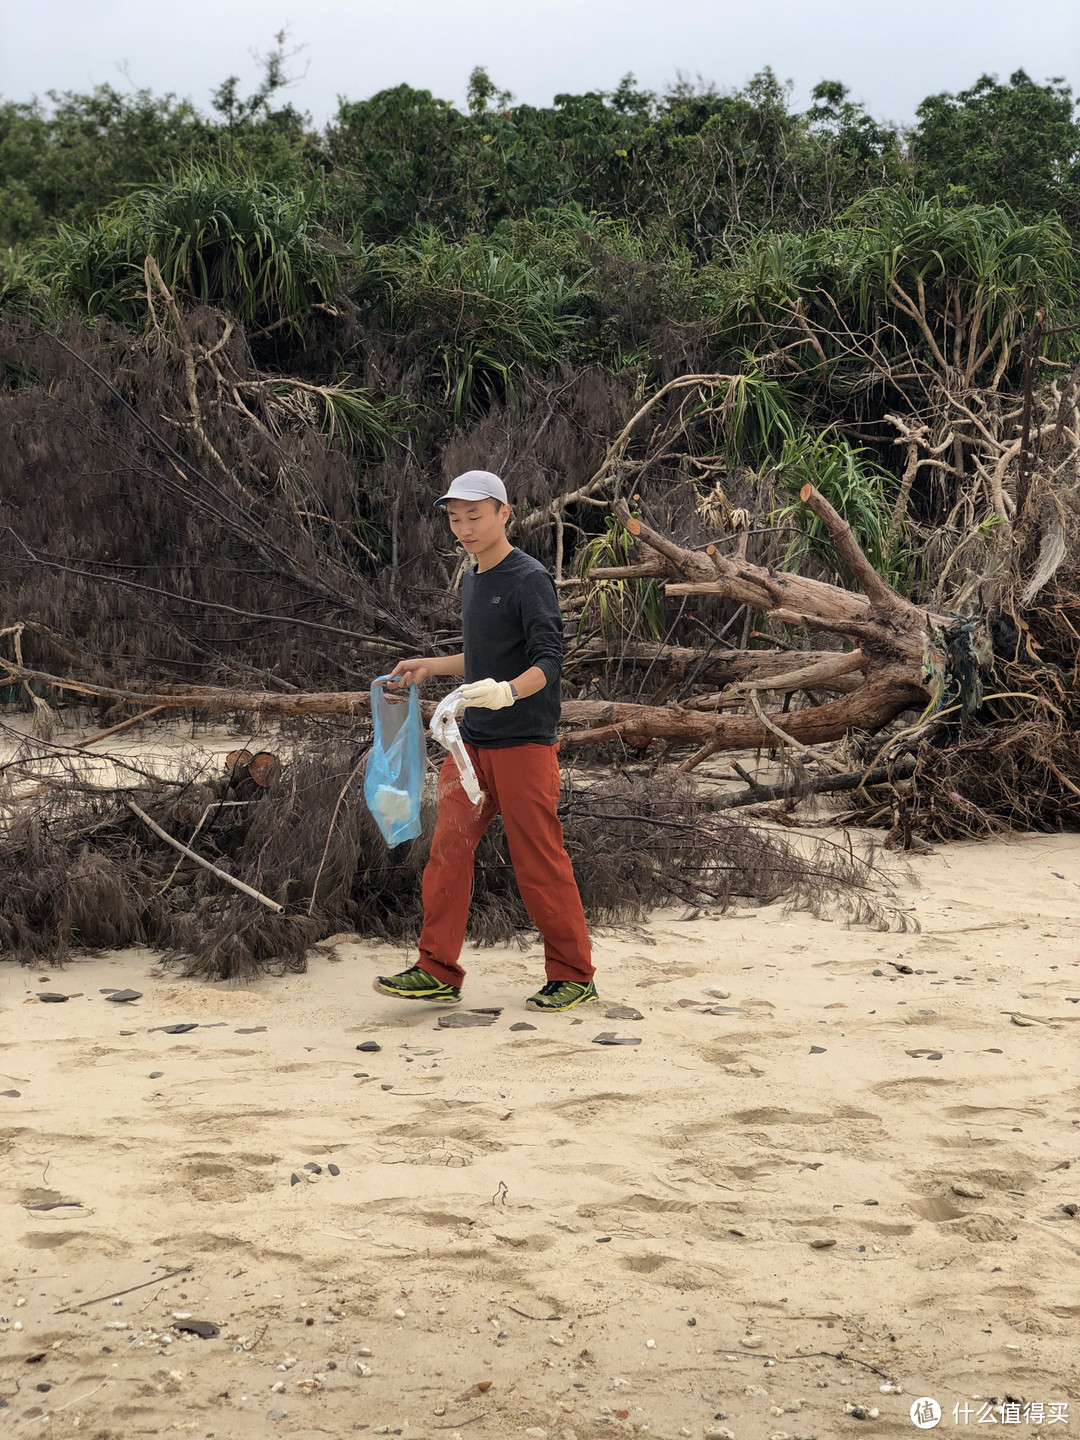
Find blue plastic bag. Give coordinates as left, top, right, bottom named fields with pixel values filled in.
left=363, top=677, right=426, bottom=847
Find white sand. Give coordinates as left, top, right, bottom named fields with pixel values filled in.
left=3, top=828, right=1080, bottom=1438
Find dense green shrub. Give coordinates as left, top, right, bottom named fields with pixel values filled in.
left=2, top=48, right=1078, bottom=593
left=41, top=168, right=339, bottom=329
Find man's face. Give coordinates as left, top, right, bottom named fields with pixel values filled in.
left=445, top=497, right=509, bottom=554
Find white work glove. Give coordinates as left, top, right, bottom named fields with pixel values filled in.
left=461, top=678, right=516, bottom=710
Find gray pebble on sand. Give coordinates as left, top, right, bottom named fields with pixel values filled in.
left=438, top=1012, right=496, bottom=1028
left=604, top=1005, right=643, bottom=1020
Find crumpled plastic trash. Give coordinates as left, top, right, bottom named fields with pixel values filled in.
left=429, top=687, right=483, bottom=805
left=368, top=783, right=414, bottom=829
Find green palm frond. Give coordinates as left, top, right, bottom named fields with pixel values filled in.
left=724, top=368, right=800, bottom=462
left=351, top=223, right=594, bottom=418
left=707, top=191, right=1077, bottom=390
left=43, top=165, right=338, bottom=330
left=576, top=515, right=664, bottom=641
left=770, top=428, right=907, bottom=587
left=317, top=383, right=400, bottom=455
left=0, top=246, right=47, bottom=315
left=258, top=378, right=404, bottom=458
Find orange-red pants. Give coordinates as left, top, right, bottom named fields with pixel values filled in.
left=417, top=743, right=593, bottom=989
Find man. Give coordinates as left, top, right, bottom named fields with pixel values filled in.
left=373, top=469, right=597, bottom=1012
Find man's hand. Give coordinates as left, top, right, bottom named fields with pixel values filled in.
left=386, top=657, right=431, bottom=688
left=385, top=654, right=465, bottom=688
left=461, top=678, right=516, bottom=710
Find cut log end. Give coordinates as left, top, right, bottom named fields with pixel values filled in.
left=247, top=752, right=282, bottom=788
left=799, top=483, right=813, bottom=502
left=625, top=516, right=642, bottom=536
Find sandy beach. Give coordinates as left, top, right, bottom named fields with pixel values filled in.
left=3, top=825, right=1080, bottom=1440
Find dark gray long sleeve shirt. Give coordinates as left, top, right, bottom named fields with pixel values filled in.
left=459, top=548, right=562, bottom=748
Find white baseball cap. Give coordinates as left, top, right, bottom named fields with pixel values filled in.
left=434, top=469, right=508, bottom=507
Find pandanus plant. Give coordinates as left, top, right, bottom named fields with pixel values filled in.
left=43, top=165, right=339, bottom=332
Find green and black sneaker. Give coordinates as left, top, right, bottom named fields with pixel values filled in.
left=525, top=979, right=598, bottom=1013
left=372, top=965, right=461, bottom=1003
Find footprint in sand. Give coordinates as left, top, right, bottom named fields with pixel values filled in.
left=20, top=1230, right=87, bottom=1249
left=178, top=1156, right=276, bottom=1203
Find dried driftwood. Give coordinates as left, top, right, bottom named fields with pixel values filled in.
left=569, top=485, right=945, bottom=767
left=0, top=482, right=946, bottom=776
left=126, top=799, right=285, bottom=913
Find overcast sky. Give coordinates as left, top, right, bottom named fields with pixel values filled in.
left=3, top=0, right=1079, bottom=128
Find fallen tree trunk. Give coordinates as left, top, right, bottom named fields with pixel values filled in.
left=1, top=485, right=948, bottom=770
left=554, top=489, right=952, bottom=763
left=3, top=488, right=961, bottom=770
left=558, top=668, right=925, bottom=748
left=0, top=664, right=382, bottom=719
left=707, top=756, right=918, bottom=810
left=0, top=658, right=891, bottom=733
left=607, top=495, right=950, bottom=647
left=0, top=656, right=920, bottom=761
left=567, top=638, right=865, bottom=692
left=682, top=649, right=866, bottom=707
